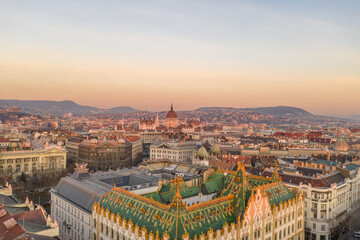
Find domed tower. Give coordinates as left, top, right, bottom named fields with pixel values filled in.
left=197, top=146, right=209, bottom=160
left=165, top=103, right=178, bottom=128
left=210, top=143, right=220, bottom=156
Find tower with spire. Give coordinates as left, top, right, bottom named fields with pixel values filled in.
left=165, top=102, right=178, bottom=128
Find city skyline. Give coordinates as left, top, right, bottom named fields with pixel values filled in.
left=1, top=0, right=360, bottom=115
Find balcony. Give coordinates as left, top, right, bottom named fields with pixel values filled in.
left=311, top=208, right=318, bottom=212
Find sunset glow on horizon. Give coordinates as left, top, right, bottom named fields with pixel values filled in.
left=1, top=0, right=359, bottom=115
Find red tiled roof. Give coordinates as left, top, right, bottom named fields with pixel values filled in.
left=13, top=208, right=47, bottom=226
left=0, top=206, right=26, bottom=240
left=126, top=136, right=140, bottom=142
left=0, top=137, right=10, bottom=142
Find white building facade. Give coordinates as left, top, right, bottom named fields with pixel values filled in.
left=150, top=141, right=197, bottom=163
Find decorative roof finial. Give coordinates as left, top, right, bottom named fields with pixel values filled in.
left=171, top=102, right=173, bottom=111
left=271, top=160, right=281, bottom=182
left=171, top=176, right=182, bottom=198
left=237, top=161, right=245, bottom=172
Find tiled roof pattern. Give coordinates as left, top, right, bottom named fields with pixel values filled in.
left=263, top=181, right=295, bottom=206
left=100, top=188, right=235, bottom=240
left=99, top=168, right=297, bottom=239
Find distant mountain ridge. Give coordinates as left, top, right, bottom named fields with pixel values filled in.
left=0, top=99, right=136, bottom=116
left=0, top=99, right=313, bottom=118
left=195, top=106, right=313, bottom=117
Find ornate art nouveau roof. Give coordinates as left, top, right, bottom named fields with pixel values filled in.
left=97, top=163, right=297, bottom=239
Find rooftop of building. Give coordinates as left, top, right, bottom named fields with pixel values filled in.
left=51, top=164, right=157, bottom=213
left=97, top=163, right=297, bottom=240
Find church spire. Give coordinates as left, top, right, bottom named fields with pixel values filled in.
left=171, top=102, right=173, bottom=111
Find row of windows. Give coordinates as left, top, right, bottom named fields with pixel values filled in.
left=95, top=221, right=124, bottom=240
left=0, top=157, right=39, bottom=164
left=274, top=224, right=296, bottom=240
left=275, top=210, right=299, bottom=228
left=0, top=163, right=37, bottom=174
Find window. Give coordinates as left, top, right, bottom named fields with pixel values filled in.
left=321, top=225, right=325, bottom=231
left=7, top=165, right=12, bottom=174
left=313, top=223, right=316, bottom=230
left=16, top=164, right=21, bottom=172
left=0, top=166, right=3, bottom=174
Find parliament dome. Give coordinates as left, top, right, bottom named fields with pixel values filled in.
left=166, top=103, right=178, bottom=119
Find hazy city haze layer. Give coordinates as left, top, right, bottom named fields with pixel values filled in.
left=1, top=0, right=359, bottom=115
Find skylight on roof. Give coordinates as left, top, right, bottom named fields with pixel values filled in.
left=3, top=218, right=17, bottom=229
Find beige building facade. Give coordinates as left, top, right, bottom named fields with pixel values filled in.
left=0, top=146, right=66, bottom=178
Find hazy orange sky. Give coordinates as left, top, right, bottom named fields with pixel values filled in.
left=1, top=1, right=359, bottom=115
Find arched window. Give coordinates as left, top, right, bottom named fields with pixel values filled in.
left=16, top=164, right=21, bottom=172
left=101, top=223, right=103, bottom=232
left=7, top=165, right=12, bottom=174
left=106, top=226, right=108, bottom=235
left=94, top=219, right=96, bottom=227
left=32, top=163, right=36, bottom=171
left=24, top=164, right=29, bottom=172
left=111, top=229, right=114, bottom=238
left=93, top=233, right=97, bottom=240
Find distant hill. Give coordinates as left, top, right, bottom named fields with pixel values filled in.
left=0, top=99, right=314, bottom=118
left=243, top=106, right=313, bottom=117
left=0, top=99, right=137, bottom=116
left=195, top=106, right=313, bottom=117
left=107, top=106, right=137, bottom=113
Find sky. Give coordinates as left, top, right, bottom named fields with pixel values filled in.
left=0, top=0, right=359, bottom=115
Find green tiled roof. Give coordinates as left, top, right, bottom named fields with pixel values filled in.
left=345, top=163, right=360, bottom=171
left=98, top=167, right=297, bottom=240
left=207, top=171, right=224, bottom=180
left=264, top=181, right=295, bottom=206
left=100, top=188, right=235, bottom=240
left=156, top=181, right=201, bottom=203
left=314, top=160, right=341, bottom=166
left=141, top=191, right=163, bottom=203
